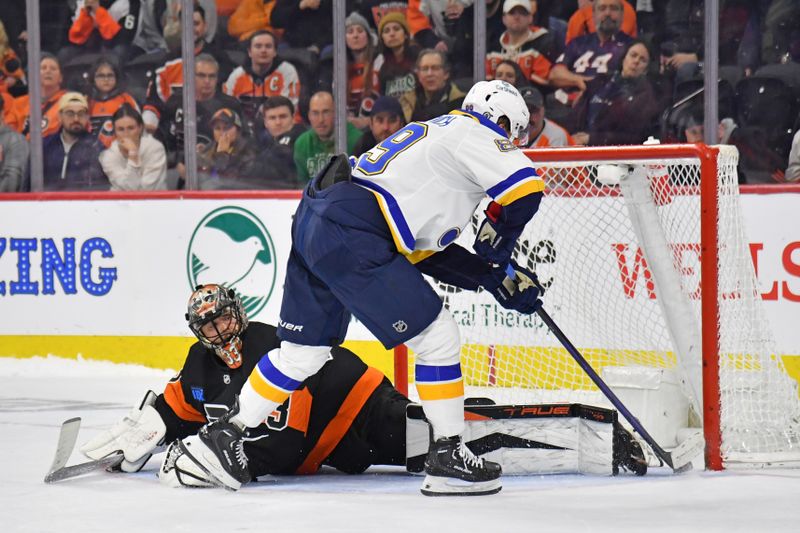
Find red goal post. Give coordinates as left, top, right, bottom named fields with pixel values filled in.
left=393, top=143, right=800, bottom=471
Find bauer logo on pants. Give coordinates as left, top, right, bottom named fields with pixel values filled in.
left=186, top=206, right=277, bottom=318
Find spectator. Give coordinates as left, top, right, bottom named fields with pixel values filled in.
left=224, top=30, right=301, bottom=133
left=143, top=4, right=232, bottom=133
left=408, top=0, right=475, bottom=78
left=357, top=1, right=409, bottom=30
left=10, top=53, right=67, bottom=138
left=0, top=95, right=29, bottom=192
left=130, top=0, right=169, bottom=56
left=100, top=103, right=168, bottom=190
left=344, top=12, right=380, bottom=130
left=660, top=0, right=703, bottom=87
left=374, top=11, right=420, bottom=116
left=491, top=59, right=530, bottom=89
left=521, top=86, right=575, bottom=147
left=42, top=92, right=109, bottom=191
left=565, top=0, right=637, bottom=44
left=228, top=0, right=282, bottom=42
left=785, top=128, right=800, bottom=183
left=571, top=40, right=660, bottom=146
left=486, top=0, right=558, bottom=90
left=408, top=49, right=466, bottom=122
left=352, top=95, right=405, bottom=157
left=293, top=91, right=362, bottom=183
left=0, top=19, right=26, bottom=98
left=548, top=0, right=632, bottom=97
left=162, top=54, right=242, bottom=180
left=60, top=0, right=139, bottom=65
left=270, top=0, right=334, bottom=54
left=162, top=0, right=219, bottom=52
left=88, top=57, right=140, bottom=148
left=197, top=108, right=260, bottom=189
left=251, top=95, right=306, bottom=187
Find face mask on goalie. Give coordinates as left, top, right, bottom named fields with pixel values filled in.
left=198, top=312, right=245, bottom=369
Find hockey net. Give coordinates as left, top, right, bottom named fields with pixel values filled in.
left=399, top=144, right=800, bottom=470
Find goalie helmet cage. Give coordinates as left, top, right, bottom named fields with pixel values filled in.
left=393, top=144, right=800, bottom=471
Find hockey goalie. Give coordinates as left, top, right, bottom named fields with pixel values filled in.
left=78, top=284, right=646, bottom=490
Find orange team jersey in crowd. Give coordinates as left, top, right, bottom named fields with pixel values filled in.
left=68, top=6, right=121, bottom=44
left=528, top=119, right=576, bottom=148
left=10, top=89, right=67, bottom=138
left=227, top=0, right=282, bottom=41
left=90, top=93, right=140, bottom=147
left=152, top=58, right=184, bottom=105
left=486, top=27, right=553, bottom=82
left=223, top=62, right=301, bottom=118
left=347, top=61, right=380, bottom=114
left=566, top=1, right=637, bottom=44
left=216, top=0, right=243, bottom=17
left=0, top=89, right=15, bottom=125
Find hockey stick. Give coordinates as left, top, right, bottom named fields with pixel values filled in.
left=534, top=305, right=697, bottom=473
left=44, top=418, right=125, bottom=483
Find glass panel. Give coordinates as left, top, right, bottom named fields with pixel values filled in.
left=0, top=1, right=30, bottom=192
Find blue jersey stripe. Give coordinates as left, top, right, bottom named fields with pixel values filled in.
left=352, top=177, right=416, bottom=252
left=416, top=363, right=463, bottom=383
left=451, top=109, right=508, bottom=138
left=486, top=167, right=540, bottom=199
left=256, top=354, right=302, bottom=391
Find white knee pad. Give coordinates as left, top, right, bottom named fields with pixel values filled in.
left=405, top=307, right=461, bottom=366
left=272, top=342, right=332, bottom=380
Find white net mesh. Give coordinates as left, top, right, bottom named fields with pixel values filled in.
left=414, top=145, right=800, bottom=467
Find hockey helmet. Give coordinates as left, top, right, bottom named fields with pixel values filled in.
left=462, top=80, right=530, bottom=142
left=186, top=284, right=249, bottom=369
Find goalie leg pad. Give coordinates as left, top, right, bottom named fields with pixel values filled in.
left=158, top=437, right=218, bottom=489
left=80, top=390, right=166, bottom=472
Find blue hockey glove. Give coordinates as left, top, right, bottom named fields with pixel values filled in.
left=473, top=202, right=519, bottom=266
left=482, top=262, right=543, bottom=314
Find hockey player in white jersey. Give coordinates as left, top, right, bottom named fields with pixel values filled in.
left=193, top=80, right=547, bottom=496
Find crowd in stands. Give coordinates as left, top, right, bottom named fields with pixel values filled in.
left=1, top=0, right=800, bottom=193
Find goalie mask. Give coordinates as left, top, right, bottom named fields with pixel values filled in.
left=186, top=284, right=248, bottom=369
left=462, top=80, right=529, bottom=142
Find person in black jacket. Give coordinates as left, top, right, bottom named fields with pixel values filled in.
left=250, top=95, right=306, bottom=188
left=80, top=283, right=410, bottom=486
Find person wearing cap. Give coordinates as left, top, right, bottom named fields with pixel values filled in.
left=42, top=91, right=109, bottom=191
left=344, top=12, right=380, bottom=130
left=293, top=91, right=363, bottom=183
left=197, top=107, right=260, bottom=189
left=0, top=94, right=29, bottom=192
left=352, top=95, right=406, bottom=157
left=374, top=11, right=421, bottom=121
left=520, top=86, right=575, bottom=149
left=486, top=0, right=558, bottom=90
left=100, top=103, right=168, bottom=190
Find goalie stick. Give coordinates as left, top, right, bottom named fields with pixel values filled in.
left=503, top=265, right=701, bottom=472
left=44, top=418, right=124, bottom=483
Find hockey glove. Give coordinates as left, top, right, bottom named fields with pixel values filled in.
left=473, top=201, right=520, bottom=266
left=80, top=390, right=166, bottom=473
left=482, top=262, right=543, bottom=314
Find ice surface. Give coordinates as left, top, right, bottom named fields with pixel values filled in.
left=1, top=356, right=798, bottom=533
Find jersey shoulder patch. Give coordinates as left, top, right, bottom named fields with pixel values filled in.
left=494, top=138, right=518, bottom=152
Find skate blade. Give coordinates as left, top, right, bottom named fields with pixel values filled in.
left=420, top=475, right=502, bottom=497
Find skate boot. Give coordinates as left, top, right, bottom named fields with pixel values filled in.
left=192, top=403, right=251, bottom=490
left=421, top=435, right=502, bottom=496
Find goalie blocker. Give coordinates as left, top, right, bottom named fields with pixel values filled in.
left=407, top=402, right=647, bottom=477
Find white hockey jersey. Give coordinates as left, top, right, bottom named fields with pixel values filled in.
left=351, top=110, right=544, bottom=262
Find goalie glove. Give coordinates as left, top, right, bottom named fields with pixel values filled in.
left=473, top=201, right=520, bottom=266
left=80, top=390, right=167, bottom=473
left=481, top=261, right=543, bottom=314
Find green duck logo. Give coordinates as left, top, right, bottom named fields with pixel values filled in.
left=187, top=206, right=276, bottom=317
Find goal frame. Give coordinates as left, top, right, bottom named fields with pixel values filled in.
left=393, top=143, right=730, bottom=470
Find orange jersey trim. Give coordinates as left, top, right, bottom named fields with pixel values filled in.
left=295, top=367, right=384, bottom=474
left=164, top=379, right=207, bottom=423
left=287, top=386, right=312, bottom=434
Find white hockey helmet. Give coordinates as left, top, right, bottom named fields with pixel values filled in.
left=462, top=80, right=530, bottom=142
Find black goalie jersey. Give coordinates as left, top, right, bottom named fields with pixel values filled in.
left=153, top=322, right=409, bottom=476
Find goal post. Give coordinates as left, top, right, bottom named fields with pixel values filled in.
left=393, top=143, right=800, bottom=471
